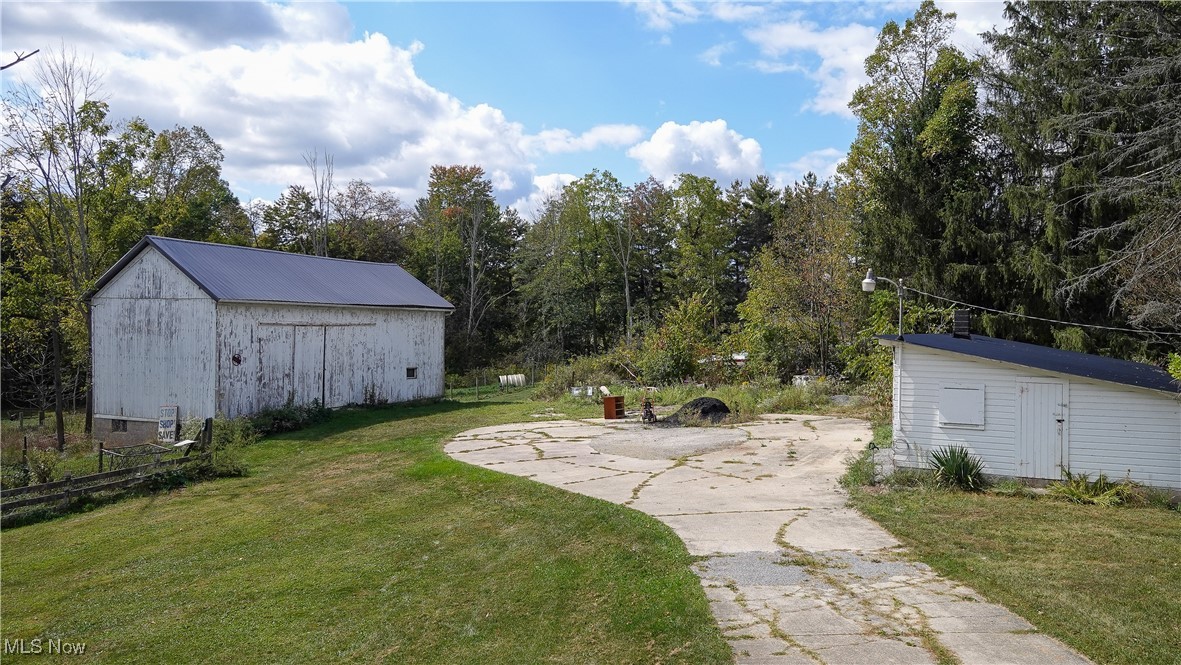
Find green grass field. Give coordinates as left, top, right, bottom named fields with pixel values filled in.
left=1, top=395, right=730, bottom=664
left=850, top=486, right=1181, bottom=665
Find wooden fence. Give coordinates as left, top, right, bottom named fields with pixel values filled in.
left=1, top=456, right=202, bottom=517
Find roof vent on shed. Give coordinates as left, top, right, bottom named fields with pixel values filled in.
left=953, top=310, right=972, bottom=339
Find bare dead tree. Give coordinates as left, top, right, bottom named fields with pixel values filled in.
left=1, top=49, right=40, bottom=71
left=2, top=47, right=106, bottom=438
left=303, top=148, right=334, bottom=256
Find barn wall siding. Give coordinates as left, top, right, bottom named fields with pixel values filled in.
left=216, top=303, right=446, bottom=418
left=892, top=343, right=1181, bottom=490
left=91, top=248, right=216, bottom=427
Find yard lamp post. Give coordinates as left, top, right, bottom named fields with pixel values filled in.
left=861, top=268, right=905, bottom=338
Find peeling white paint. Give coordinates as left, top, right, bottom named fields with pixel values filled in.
left=92, top=246, right=447, bottom=433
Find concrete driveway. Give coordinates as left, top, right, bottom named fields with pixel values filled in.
left=445, top=415, right=1091, bottom=665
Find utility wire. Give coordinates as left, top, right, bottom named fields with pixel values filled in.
left=901, top=285, right=1181, bottom=338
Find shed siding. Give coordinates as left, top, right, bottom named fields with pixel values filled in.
left=893, top=345, right=1022, bottom=476
left=893, top=343, right=1181, bottom=490
left=91, top=248, right=216, bottom=425
left=215, top=303, right=445, bottom=417
left=1069, top=381, right=1181, bottom=488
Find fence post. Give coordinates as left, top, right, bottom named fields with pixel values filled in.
left=98, top=440, right=104, bottom=472
left=204, top=417, right=213, bottom=452
left=62, top=473, right=73, bottom=508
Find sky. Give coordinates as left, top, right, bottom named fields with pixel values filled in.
left=1, top=1, right=1008, bottom=214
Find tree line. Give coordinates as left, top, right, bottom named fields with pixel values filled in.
left=3, top=1, right=1179, bottom=439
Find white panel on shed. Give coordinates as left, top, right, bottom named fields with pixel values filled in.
left=1016, top=380, right=1066, bottom=480
left=938, top=385, right=985, bottom=427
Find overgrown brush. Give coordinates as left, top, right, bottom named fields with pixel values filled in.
left=988, top=478, right=1036, bottom=498
left=1047, top=470, right=1143, bottom=507
left=840, top=446, right=877, bottom=488
left=929, top=445, right=987, bottom=491
left=885, top=468, right=935, bottom=489
left=250, top=399, right=332, bottom=435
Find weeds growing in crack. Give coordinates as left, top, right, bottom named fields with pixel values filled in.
left=913, top=607, right=961, bottom=665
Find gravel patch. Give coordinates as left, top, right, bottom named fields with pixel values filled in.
left=696, top=551, right=816, bottom=586
left=588, top=426, right=748, bottom=459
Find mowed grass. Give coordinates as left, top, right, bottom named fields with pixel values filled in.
left=2, top=395, right=731, bottom=664
left=850, top=488, right=1181, bottom=665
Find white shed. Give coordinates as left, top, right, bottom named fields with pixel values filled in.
left=87, top=236, right=453, bottom=443
left=879, top=332, right=1180, bottom=492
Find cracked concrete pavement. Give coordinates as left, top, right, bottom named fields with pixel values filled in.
left=444, top=415, right=1091, bottom=665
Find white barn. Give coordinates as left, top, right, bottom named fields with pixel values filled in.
left=880, top=332, right=1180, bottom=493
left=87, top=236, right=453, bottom=443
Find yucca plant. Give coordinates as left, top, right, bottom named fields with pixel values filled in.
left=929, top=445, right=987, bottom=491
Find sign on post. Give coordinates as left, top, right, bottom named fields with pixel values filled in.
left=158, top=405, right=179, bottom=444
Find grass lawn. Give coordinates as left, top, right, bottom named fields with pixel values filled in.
left=1, top=394, right=731, bottom=664
left=850, top=487, right=1181, bottom=665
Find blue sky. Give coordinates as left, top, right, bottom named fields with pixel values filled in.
left=2, top=1, right=1006, bottom=213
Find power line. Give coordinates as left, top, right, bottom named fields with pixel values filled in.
left=901, top=285, right=1181, bottom=338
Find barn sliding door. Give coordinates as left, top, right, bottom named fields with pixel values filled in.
left=256, top=325, right=295, bottom=411
left=293, top=326, right=326, bottom=406
left=257, top=324, right=326, bottom=411
left=1016, top=379, right=1067, bottom=480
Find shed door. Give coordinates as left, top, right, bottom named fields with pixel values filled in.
left=1016, top=380, right=1066, bottom=480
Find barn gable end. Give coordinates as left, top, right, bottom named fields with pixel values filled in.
left=91, top=246, right=217, bottom=443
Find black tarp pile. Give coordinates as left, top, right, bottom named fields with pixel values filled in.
left=661, top=397, right=731, bottom=426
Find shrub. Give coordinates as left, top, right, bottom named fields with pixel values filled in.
left=25, top=447, right=61, bottom=484
left=251, top=399, right=332, bottom=435
left=929, top=445, right=987, bottom=491
left=536, top=354, right=629, bottom=401
left=187, top=415, right=256, bottom=479
left=1046, top=470, right=1139, bottom=507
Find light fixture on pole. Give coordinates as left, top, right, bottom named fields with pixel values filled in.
left=861, top=268, right=905, bottom=338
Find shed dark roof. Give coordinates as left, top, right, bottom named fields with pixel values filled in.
left=88, top=236, right=453, bottom=310
left=878, top=333, right=1179, bottom=394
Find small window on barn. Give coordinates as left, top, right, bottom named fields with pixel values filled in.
left=111, top=419, right=128, bottom=432
left=938, top=385, right=985, bottom=428
left=406, top=367, right=418, bottom=380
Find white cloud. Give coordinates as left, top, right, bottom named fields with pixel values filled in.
left=624, top=0, right=702, bottom=31
left=710, top=2, right=767, bottom=23
left=939, top=1, right=1007, bottom=54
left=509, top=173, right=578, bottom=218
left=773, top=147, right=845, bottom=187
left=1, top=1, right=641, bottom=208
left=627, top=119, right=763, bottom=184
left=745, top=20, right=880, bottom=117
left=525, top=124, right=646, bottom=155
left=698, top=42, right=734, bottom=67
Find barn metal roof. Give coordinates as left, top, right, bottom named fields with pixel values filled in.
left=88, top=236, right=454, bottom=310
left=878, top=333, right=1179, bottom=394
